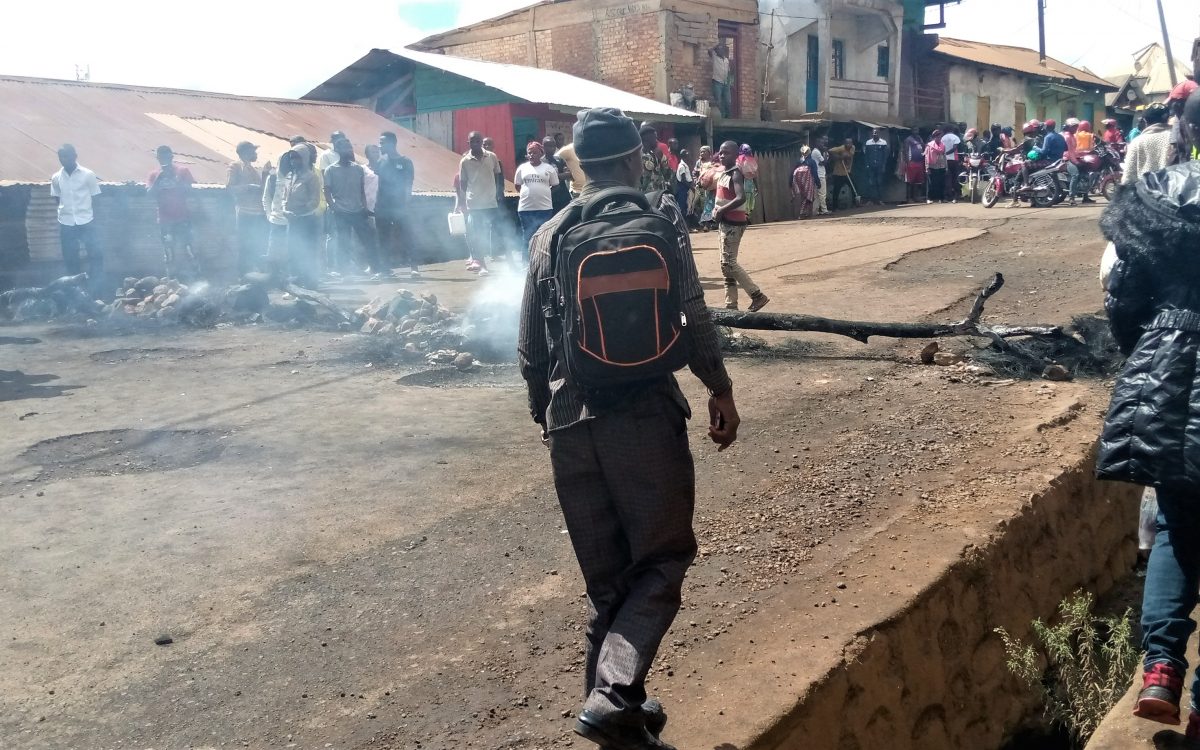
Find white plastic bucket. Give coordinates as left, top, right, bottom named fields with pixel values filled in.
left=447, top=211, right=467, bottom=237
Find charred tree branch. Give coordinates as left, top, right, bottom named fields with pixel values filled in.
left=709, top=273, right=1063, bottom=343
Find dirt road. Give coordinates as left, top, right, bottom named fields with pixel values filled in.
left=1, top=203, right=1112, bottom=749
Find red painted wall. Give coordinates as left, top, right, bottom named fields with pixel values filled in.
left=453, top=103, right=518, bottom=181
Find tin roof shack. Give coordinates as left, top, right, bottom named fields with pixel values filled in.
left=0, top=76, right=467, bottom=289
left=912, top=37, right=1117, bottom=132
left=304, top=47, right=703, bottom=182
left=1105, top=43, right=1196, bottom=125
left=408, top=0, right=760, bottom=120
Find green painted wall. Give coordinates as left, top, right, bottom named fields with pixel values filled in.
left=1023, top=83, right=1108, bottom=126
left=412, top=67, right=517, bottom=114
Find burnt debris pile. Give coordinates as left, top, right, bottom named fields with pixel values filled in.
left=356, top=290, right=476, bottom=368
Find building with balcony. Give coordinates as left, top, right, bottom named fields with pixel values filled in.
left=759, top=0, right=909, bottom=124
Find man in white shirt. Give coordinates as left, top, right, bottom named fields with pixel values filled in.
left=940, top=124, right=962, bottom=204
left=49, top=144, right=103, bottom=284
left=811, top=137, right=830, bottom=215
left=711, top=43, right=732, bottom=118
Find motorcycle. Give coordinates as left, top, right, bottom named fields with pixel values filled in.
left=958, top=152, right=994, bottom=204
left=981, top=152, right=1026, bottom=208
left=1024, top=158, right=1070, bottom=208
left=1089, top=142, right=1123, bottom=200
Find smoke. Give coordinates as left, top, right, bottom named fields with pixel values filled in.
left=459, top=266, right=525, bottom=363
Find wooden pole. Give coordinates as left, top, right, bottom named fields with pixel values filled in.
left=1037, top=0, right=1047, bottom=63
left=1158, top=0, right=1179, bottom=88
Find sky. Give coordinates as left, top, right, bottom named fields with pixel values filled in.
left=0, top=0, right=1196, bottom=98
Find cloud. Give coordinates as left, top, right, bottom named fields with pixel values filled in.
left=0, top=0, right=427, bottom=98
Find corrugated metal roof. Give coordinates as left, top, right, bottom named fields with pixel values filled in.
left=1104, top=43, right=1193, bottom=100
left=0, top=75, right=466, bottom=191
left=933, top=37, right=1118, bottom=91
left=306, top=48, right=703, bottom=123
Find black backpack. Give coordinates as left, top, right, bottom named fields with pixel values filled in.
left=541, top=187, right=690, bottom=390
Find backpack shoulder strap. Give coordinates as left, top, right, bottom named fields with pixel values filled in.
left=581, top=187, right=650, bottom=221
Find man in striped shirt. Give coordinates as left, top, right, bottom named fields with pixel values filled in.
left=519, top=107, right=740, bottom=750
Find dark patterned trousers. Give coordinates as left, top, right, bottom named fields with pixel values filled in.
left=548, top=396, right=697, bottom=716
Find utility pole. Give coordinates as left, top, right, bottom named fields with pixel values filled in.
left=1157, top=0, right=1178, bottom=88
left=1037, top=0, right=1046, bottom=63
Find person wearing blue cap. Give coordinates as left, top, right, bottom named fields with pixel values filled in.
left=519, top=107, right=742, bottom=750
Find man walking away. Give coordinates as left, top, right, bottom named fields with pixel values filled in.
left=376, top=131, right=419, bottom=279
left=941, top=124, right=962, bottom=203
left=50, top=144, right=103, bottom=292
left=715, top=140, right=769, bottom=312
left=811, top=137, right=830, bottom=215
left=710, top=43, right=732, bottom=118
left=826, top=137, right=856, bottom=212
left=457, top=131, right=503, bottom=277
left=519, top=106, right=742, bottom=750
left=543, top=135, right=572, bottom=212
left=324, top=139, right=384, bottom=278
left=147, top=145, right=198, bottom=279
left=863, top=129, right=888, bottom=205
left=226, top=141, right=266, bottom=275
left=514, top=141, right=559, bottom=261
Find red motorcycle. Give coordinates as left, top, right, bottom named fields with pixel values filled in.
left=982, top=151, right=1027, bottom=208
left=1085, top=142, right=1124, bottom=200
left=961, top=152, right=994, bottom=204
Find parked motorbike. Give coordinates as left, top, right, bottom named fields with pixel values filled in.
left=960, top=152, right=994, bottom=204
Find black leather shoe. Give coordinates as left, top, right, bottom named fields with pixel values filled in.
left=642, top=699, right=667, bottom=738
left=574, top=708, right=676, bottom=750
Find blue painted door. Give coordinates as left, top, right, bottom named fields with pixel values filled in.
left=806, top=35, right=819, bottom=112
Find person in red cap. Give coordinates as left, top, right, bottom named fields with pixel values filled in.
left=1167, top=80, right=1199, bottom=165
left=1102, top=119, right=1124, bottom=146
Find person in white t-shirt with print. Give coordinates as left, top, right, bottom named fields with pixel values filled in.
left=514, top=140, right=560, bottom=262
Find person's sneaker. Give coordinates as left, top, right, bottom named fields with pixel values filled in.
left=1082, top=197, right=1096, bottom=204
left=466, top=260, right=482, bottom=273
left=748, top=293, right=770, bottom=313
left=1135, top=662, right=1183, bottom=725
left=410, top=270, right=422, bottom=280
left=926, top=199, right=933, bottom=204
left=477, top=268, right=490, bottom=277
left=724, top=303, right=738, bottom=310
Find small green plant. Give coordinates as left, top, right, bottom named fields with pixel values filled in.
left=995, top=590, right=1138, bottom=746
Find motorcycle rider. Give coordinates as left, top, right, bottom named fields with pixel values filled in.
left=963, top=128, right=983, bottom=154
left=1006, top=120, right=1044, bottom=207
left=1063, top=118, right=1092, bottom=205
left=1020, top=119, right=1066, bottom=205
left=1075, top=121, right=1096, bottom=152
left=983, top=123, right=1005, bottom=157
left=1102, top=118, right=1125, bottom=146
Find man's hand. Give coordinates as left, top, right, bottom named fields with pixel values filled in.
left=707, top=389, right=740, bottom=451
left=712, top=207, right=724, bottom=223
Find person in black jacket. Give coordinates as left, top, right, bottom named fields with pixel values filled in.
left=1097, top=88, right=1200, bottom=740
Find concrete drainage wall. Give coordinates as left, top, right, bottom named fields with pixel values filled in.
left=751, top=449, right=1139, bottom=750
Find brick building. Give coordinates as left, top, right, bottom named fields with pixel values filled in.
left=410, top=0, right=762, bottom=121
